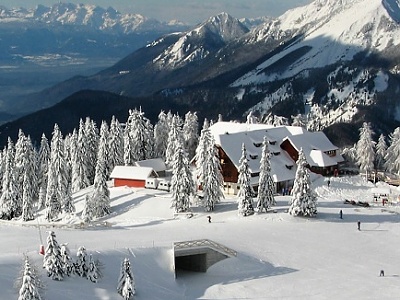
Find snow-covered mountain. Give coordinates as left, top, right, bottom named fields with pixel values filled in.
left=0, top=3, right=187, bottom=34
left=5, top=0, right=400, bottom=148
left=151, top=12, right=249, bottom=69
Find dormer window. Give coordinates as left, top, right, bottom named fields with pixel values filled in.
left=253, top=142, right=262, bottom=148
left=285, top=165, right=293, bottom=170
left=269, top=140, right=276, bottom=145
left=249, top=154, right=258, bottom=159
left=273, top=151, right=280, bottom=156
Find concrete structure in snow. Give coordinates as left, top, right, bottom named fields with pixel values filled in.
left=209, top=121, right=343, bottom=194
left=173, top=239, right=237, bottom=277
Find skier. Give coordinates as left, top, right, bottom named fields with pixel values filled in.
left=207, top=216, right=211, bottom=223
left=357, top=220, right=361, bottom=231
left=339, top=210, right=343, bottom=219
left=380, top=270, right=385, bottom=277
left=327, top=180, right=331, bottom=187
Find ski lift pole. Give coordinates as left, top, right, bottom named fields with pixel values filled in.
left=36, top=207, right=45, bottom=255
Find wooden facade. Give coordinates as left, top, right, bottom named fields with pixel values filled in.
left=218, top=146, right=239, bottom=184
left=114, top=178, right=146, bottom=188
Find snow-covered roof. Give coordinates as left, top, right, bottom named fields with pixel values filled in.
left=283, top=131, right=344, bottom=166
left=211, top=122, right=299, bottom=182
left=134, top=158, right=167, bottom=173
left=110, top=166, right=157, bottom=180
left=209, top=121, right=342, bottom=182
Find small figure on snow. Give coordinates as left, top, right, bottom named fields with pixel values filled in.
left=380, top=270, right=385, bottom=277
left=207, top=216, right=211, bottom=223
left=339, top=210, right=343, bottom=219
left=357, top=220, right=361, bottom=231
left=327, top=180, right=331, bottom=187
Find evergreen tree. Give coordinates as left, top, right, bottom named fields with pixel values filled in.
left=288, top=148, right=317, bottom=217
left=43, top=231, right=64, bottom=280
left=37, top=134, right=50, bottom=209
left=170, top=142, right=194, bottom=213
left=117, top=258, right=136, bottom=299
left=201, top=141, right=224, bottom=211
left=90, top=121, right=111, bottom=218
left=237, top=144, right=254, bottom=216
left=82, top=195, right=94, bottom=222
left=375, top=134, right=387, bottom=171
left=256, top=136, right=275, bottom=212
left=165, top=114, right=184, bottom=167
left=21, top=136, right=37, bottom=221
left=18, top=255, right=43, bottom=300
left=108, top=116, right=124, bottom=175
left=194, top=118, right=210, bottom=189
left=87, top=254, right=101, bottom=283
left=384, top=128, right=400, bottom=174
left=183, top=111, right=199, bottom=159
left=60, top=243, right=75, bottom=277
left=355, top=122, right=375, bottom=177
left=72, top=119, right=91, bottom=192
left=85, top=117, right=99, bottom=184
left=14, top=130, right=27, bottom=210
left=154, top=111, right=170, bottom=159
left=0, top=138, right=19, bottom=219
left=124, top=108, right=153, bottom=164
left=75, top=246, right=88, bottom=278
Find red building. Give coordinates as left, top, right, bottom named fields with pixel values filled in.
left=110, top=166, right=158, bottom=188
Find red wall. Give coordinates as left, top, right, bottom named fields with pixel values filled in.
left=114, top=178, right=145, bottom=188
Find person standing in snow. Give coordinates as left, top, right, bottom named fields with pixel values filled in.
left=339, top=210, right=343, bottom=219
left=357, top=220, right=361, bottom=230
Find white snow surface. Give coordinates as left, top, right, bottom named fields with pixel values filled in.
left=2, top=175, right=400, bottom=299
left=232, top=0, right=400, bottom=86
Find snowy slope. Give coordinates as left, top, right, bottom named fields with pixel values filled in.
left=233, top=0, right=400, bottom=86
left=2, top=176, right=400, bottom=299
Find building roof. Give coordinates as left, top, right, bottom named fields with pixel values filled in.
left=283, top=131, right=344, bottom=167
left=211, top=122, right=300, bottom=182
left=110, top=166, right=157, bottom=180
left=134, top=158, right=167, bottom=173
left=209, top=121, right=342, bottom=182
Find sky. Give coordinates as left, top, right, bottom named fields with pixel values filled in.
left=2, top=175, right=400, bottom=299
left=2, top=0, right=313, bottom=24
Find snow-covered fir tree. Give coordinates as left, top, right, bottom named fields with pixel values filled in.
left=46, top=124, right=74, bottom=221
left=0, top=138, right=19, bottom=220
left=87, top=254, right=102, bottom=283
left=165, top=114, right=184, bottom=167
left=288, top=148, right=317, bottom=217
left=154, top=111, right=170, bottom=159
left=384, top=127, right=400, bottom=174
left=375, top=134, right=387, bottom=171
left=14, top=130, right=27, bottom=209
left=37, top=134, right=50, bottom=209
left=21, top=136, right=37, bottom=221
left=18, top=255, right=43, bottom=300
left=75, top=246, right=88, bottom=278
left=117, top=258, right=136, bottom=300
left=89, top=121, right=111, bottom=218
left=355, top=122, right=375, bottom=177
left=183, top=111, right=199, bottom=159
left=81, top=195, right=93, bottom=222
left=108, top=116, right=124, bottom=176
left=194, top=118, right=210, bottom=188
left=237, top=143, right=254, bottom=216
left=85, top=117, right=99, bottom=184
left=43, top=230, right=64, bottom=281
left=201, top=141, right=224, bottom=211
left=60, top=243, right=75, bottom=277
left=246, top=111, right=258, bottom=124
left=72, top=119, right=91, bottom=192
left=291, top=114, right=307, bottom=127
left=256, top=136, right=275, bottom=212
left=124, top=108, right=153, bottom=165
left=170, top=141, right=194, bottom=213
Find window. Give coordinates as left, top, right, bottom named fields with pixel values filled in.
left=253, top=142, right=262, bottom=147
left=269, top=140, right=276, bottom=145
left=249, top=154, right=258, bottom=159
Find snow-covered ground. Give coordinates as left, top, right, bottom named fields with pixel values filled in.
left=2, top=175, right=400, bottom=299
